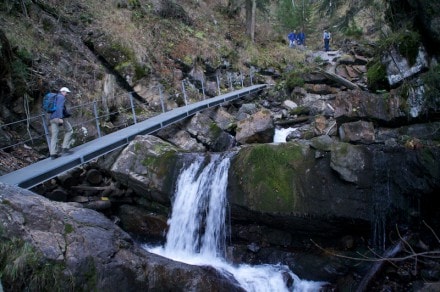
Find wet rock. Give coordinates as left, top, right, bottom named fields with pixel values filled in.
left=330, top=142, right=370, bottom=184
left=382, top=46, right=429, bottom=86
left=235, top=109, right=274, bottom=144
left=339, top=120, right=375, bottom=144
left=333, top=90, right=406, bottom=123
left=110, top=135, right=180, bottom=204
left=0, top=184, right=245, bottom=291
left=117, top=204, right=168, bottom=241
left=187, top=112, right=235, bottom=151
left=310, top=135, right=334, bottom=151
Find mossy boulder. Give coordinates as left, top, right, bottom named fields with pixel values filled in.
left=110, top=135, right=182, bottom=204
left=229, top=142, right=314, bottom=214
left=228, top=141, right=440, bottom=235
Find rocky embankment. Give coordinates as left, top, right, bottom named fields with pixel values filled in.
left=2, top=43, right=440, bottom=291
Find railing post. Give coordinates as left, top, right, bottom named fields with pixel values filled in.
left=129, top=92, right=137, bottom=124
left=201, top=78, right=206, bottom=100
left=227, top=72, right=233, bottom=91
left=181, top=80, right=188, bottom=106
left=250, top=67, right=254, bottom=86
left=159, top=86, right=166, bottom=113
left=216, top=74, right=221, bottom=95
left=93, top=101, right=102, bottom=138
left=240, top=71, right=244, bottom=88
left=41, top=113, right=51, bottom=151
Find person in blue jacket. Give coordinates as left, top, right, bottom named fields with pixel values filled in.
left=297, top=29, right=306, bottom=46
left=323, top=30, right=331, bottom=51
left=287, top=30, right=297, bottom=48
left=49, top=87, right=73, bottom=159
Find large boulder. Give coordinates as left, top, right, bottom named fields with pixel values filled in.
left=235, top=109, right=275, bottom=144
left=110, top=135, right=182, bottom=205
left=186, top=112, right=236, bottom=151
left=0, top=183, right=244, bottom=292
left=228, top=141, right=440, bottom=235
left=333, top=89, right=406, bottom=123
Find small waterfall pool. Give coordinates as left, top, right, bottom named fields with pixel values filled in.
left=144, top=153, right=324, bottom=291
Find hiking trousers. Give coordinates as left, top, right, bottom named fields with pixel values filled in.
left=324, top=39, right=330, bottom=51
left=50, top=118, right=73, bottom=155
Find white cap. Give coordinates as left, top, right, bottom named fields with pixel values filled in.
left=60, top=87, right=71, bottom=93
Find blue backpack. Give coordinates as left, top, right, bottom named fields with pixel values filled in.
left=42, top=92, right=57, bottom=113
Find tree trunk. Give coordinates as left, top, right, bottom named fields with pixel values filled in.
left=315, top=67, right=361, bottom=90
left=245, top=0, right=256, bottom=42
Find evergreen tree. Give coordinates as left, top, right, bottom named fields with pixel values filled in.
left=276, top=0, right=314, bottom=36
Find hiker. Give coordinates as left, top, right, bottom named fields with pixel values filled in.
left=323, top=30, right=331, bottom=51
left=287, top=30, right=297, bottom=48
left=49, top=87, right=73, bottom=159
left=297, top=29, right=306, bottom=46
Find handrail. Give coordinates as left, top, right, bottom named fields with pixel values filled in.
left=0, top=70, right=258, bottom=155
left=0, top=84, right=266, bottom=189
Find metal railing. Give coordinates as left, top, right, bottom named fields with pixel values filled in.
left=0, top=70, right=258, bottom=156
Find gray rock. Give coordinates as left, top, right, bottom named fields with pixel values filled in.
left=0, top=183, right=244, bottom=291
left=339, top=120, right=375, bottom=144
left=235, top=109, right=274, bottom=144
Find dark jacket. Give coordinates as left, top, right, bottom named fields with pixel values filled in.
left=50, top=93, right=66, bottom=120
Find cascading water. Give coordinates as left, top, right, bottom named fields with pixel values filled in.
left=274, top=127, right=296, bottom=143
left=371, top=149, right=391, bottom=251
left=146, top=153, right=324, bottom=291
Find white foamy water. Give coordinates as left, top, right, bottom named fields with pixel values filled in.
left=274, top=127, right=296, bottom=143
left=145, top=153, right=324, bottom=291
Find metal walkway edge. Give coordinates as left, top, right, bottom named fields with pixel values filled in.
left=0, top=84, right=266, bottom=189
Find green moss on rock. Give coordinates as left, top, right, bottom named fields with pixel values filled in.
left=367, top=60, right=388, bottom=92
left=0, top=237, right=71, bottom=291
left=231, top=143, right=310, bottom=213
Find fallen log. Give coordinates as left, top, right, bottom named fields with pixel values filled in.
left=315, top=67, right=360, bottom=90
left=356, top=234, right=410, bottom=291
left=275, top=116, right=310, bottom=126
left=46, top=188, right=68, bottom=202
left=86, top=169, right=103, bottom=185
left=83, top=199, right=111, bottom=211
left=71, top=185, right=111, bottom=191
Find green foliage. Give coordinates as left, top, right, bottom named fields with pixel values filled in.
left=0, top=237, right=72, bottom=291
left=131, top=9, right=145, bottom=21
left=366, top=60, right=388, bottom=92
left=285, top=71, right=304, bottom=91
left=0, top=0, right=31, bottom=15
left=378, top=29, right=420, bottom=66
left=276, top=0, right=314, bottom=33
left=128, top=0, right=140, bottom=8
left=422, top=64, right=440, bottom=111
left=64, top=223, right=74, bottom=234
left=315, top=0, right=344, bottom=16
left=313, top=55, right=324, bottom=64
left=343, top=22, right=363, bottom=39
left=11, top=57, right=28, bottom=95
left=80, top=12, right=94, bottom=24
left=134, top=63, right=150, bottom=80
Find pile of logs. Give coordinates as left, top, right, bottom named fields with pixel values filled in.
left=34, top=164, right=132, bottom=211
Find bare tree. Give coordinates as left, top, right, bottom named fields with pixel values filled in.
left=245, top=0, right=256, bottom=42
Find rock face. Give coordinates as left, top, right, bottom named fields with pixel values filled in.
left=0, top=183, right=244, bottom=291
left=110, top=135, right=181, bottom=205
left=228, top=141, right=439, bottom=232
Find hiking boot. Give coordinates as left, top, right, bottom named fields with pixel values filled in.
left=50, top=154, right=60, bottom=160
left=62, top=148, right=73, bottom=155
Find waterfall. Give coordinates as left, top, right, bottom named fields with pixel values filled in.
left=274, top=127, right=296, bottom=143
left=145, top=153, right=324, bottom=291
left=371, top=149, right=391, bottom=251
